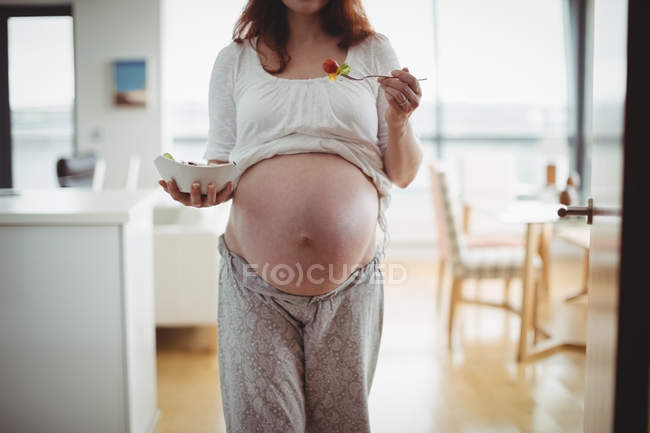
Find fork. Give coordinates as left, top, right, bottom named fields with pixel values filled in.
left=340, top=73, right=427, bottom=81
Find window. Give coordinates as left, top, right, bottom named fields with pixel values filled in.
left=366, top=0, right=569, bottom=192
left=8, top=16, right=75, bottom=188
left=438, top=0, right=568, bottom=190
left=162, top=0, right=242, bottom=161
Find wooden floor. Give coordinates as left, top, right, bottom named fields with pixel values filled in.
left=154, top=258, right=587, bottom=433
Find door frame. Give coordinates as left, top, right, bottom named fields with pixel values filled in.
left=0, top=4, right=73, bottom=188
left=614, top=0, right=650, bottom=431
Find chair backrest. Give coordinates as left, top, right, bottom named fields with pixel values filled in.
left=56, top=152, right=97, bottom=188
left=124, top=155, right=141, bottom=191
left=92, top=159, right=106, bottom=191
left=429, top=163, right=464, bottom=270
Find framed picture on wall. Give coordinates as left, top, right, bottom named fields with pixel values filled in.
left=112, top=59, right=146, bottom=107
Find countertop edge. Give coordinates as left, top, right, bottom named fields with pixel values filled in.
left=0, top=190, right=159, bottom=226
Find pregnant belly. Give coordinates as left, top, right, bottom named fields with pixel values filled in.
left=224, top=152, right=379, bottom=296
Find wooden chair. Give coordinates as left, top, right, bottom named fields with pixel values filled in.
left=429, top=163, right=542, bottom=349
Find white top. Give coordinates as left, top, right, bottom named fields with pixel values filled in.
left=203, top=33, right=402, bottom=253
left=0, top=190, right=156, bottom=225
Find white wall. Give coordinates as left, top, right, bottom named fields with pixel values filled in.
left=1, top=0, right=163, bottom=188
left=74, top=0, right=162, bottom=189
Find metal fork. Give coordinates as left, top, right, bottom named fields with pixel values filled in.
left=341, top=73, right=427, bottom=81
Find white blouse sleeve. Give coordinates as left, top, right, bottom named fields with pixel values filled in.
left=203, top=44, right=237, bottom=161
left=373, top=33, right=402, bottom=155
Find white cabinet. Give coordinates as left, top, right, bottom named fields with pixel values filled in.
left=0, top=190, right=159, bottom=433
left=153, top=197, right=228, bottom=326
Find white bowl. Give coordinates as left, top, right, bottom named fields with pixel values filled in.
left=153, top=155, right=240, bottom=194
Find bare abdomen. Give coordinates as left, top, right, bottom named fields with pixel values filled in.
left=224, top=152, right=379, bottom=296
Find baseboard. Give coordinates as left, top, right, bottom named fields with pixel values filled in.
left=156, top=326, right=218, bottom=353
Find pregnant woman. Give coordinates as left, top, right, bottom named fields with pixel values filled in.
left=159, top=0, right=422, bottom=431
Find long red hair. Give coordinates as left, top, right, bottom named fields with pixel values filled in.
left=233, top=0, right=375, bottom=74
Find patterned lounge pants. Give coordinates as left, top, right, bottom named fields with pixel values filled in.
left=216, top=234, right=384, bottom=433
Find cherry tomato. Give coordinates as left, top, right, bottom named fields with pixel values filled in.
left=322, top=58, right=339, bottom=74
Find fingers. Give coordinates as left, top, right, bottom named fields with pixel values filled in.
left=391, top=67, right=422, bottom=96
left=378, top=68, right=422, bottom=99
left=168, top=178, right=191, bottom=205
left=206, top=182, right=217, bottom=206
left=163, top=178, right=231, bottom=208
left=395, top=84, right=419, bottom=108
left=385, top=90, right=410, bottom=115
left=378, top=75, right=410, bottom=92
left=383, top=85, right=412, bottom=112
left=190, top=182, right=202, bottom=208
left=215, top=181, right=233, bottom=204
left=379, top=67, right=421, bottom=112
left=385, top=93, right=405, bottom=113
left=382, top=81, right=420, bottom=109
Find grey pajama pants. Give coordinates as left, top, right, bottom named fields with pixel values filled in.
left=216, top=234, right=384, bottom=433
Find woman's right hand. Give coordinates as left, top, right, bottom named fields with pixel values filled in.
left=158, top=178, right=233, bottom=208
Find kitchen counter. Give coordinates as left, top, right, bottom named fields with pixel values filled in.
left=0, top=189, right=159, bottom=433
left=0, top=189, right=157, bottom=225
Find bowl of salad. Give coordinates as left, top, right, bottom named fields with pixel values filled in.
left=153, top=153, right=240, bottom=194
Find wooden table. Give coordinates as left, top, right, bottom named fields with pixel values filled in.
left=465, top=199, right=586, bottom=361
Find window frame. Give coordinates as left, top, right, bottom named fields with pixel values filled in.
left=0, top=4, right=74, bottom=188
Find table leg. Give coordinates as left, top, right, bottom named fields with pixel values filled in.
left=463, top=204, right=471, bottom=235
left=519, top=223, right=587, bottom=362
left=518, top=222, right=540, bottom=361
left=582, top=246, right=590, bottom=293
left=538, top=222, right=553, bottom=297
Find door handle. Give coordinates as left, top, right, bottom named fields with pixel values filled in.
left=557, top=197, right=621, bottom=224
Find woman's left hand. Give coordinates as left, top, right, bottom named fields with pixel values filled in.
left=378, top=67, right=422, bottom=125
